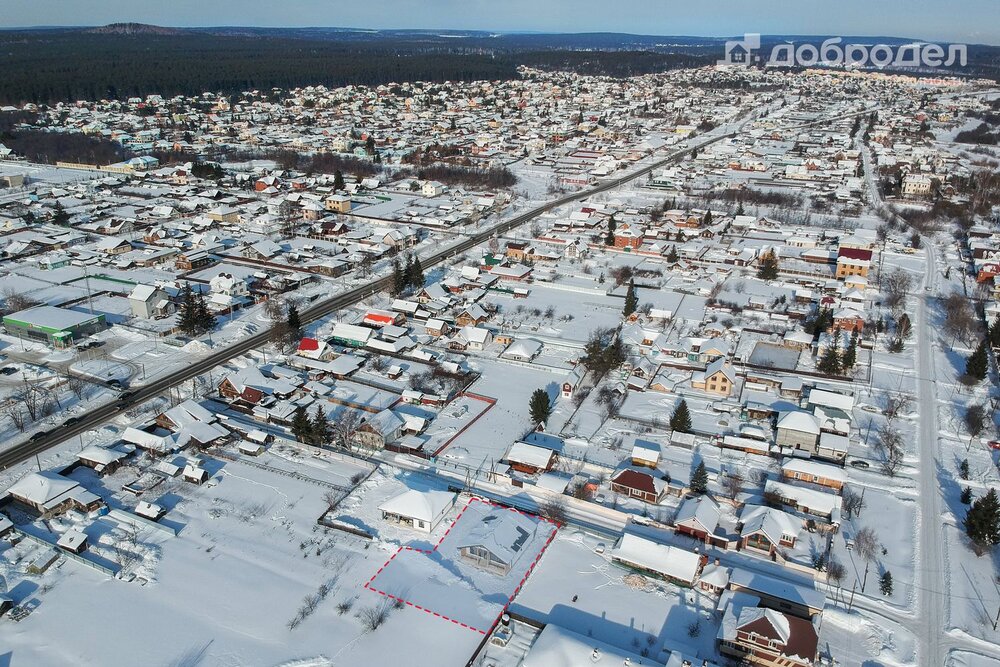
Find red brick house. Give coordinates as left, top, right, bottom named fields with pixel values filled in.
left=720, top=608, right=819, bottom=667
left=610, top=467, right=666, bottom=504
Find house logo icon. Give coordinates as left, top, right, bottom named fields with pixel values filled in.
left=719, top=33, right=761, bottom=66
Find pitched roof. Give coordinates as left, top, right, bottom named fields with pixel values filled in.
left=378, top=489, right=455, bottom=523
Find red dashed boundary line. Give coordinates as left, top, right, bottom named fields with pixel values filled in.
left=363, top=497, right=559, bottom=635
left=430, top=393, right=497, bottom=458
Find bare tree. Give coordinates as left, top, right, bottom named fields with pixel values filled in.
left=3, top=404, right=26, bottom=432
left=880, top=444, right=904, bottom=477
left=965, top=403, right=989, bottom=445
left=722, top=472, right=744, bottom=502
left=541, top=499, right=568, bottom=525
left=358, top=597, right=393, bottom=632
left=330, top=410, right=362, bottom=450
left=881, top=268, right=912, bottom=312
left=66, top=374, right=87, bottom=401
left=112, top=523, right=141, bottom=573
left=17, top=380, right=52, bottom=422
left=854, top=526, right=880, bottom=562
left=0, top=287, right=41, bottom=315
left=842, top=487, right=866, bottom=518
left=941, top=292, right=979, bottom=344
left=883, top=393, right=913, bottom=422
left=854, top=526, right=880, bottom=591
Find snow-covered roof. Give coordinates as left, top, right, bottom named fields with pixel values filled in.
left=739, top=504, right=801, bottom=544
left=611, top=533, right=700, bottom=584
left=777, top=410, right=820, bottom=435
left=781, top=457, right=847, bottom=483
left=77, top=445, right=128, bottom=466
left=675, top=494, right=721, bottom=533
left=378, top=489, right=456, bottom=523
left=458, top=509, right=538, bottom=568
left=523, top=623, right=656, bottom=667
left=506, top=441, right=555, bottom=469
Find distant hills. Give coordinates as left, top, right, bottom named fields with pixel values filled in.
left=0, top=24, right=996, bottom=105
left=85, top=23, right=191, bottom=36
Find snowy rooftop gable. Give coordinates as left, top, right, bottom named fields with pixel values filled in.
left=611, top=532, right=700, bottom=585
left=378, top=489, right=456, bottom=524
left=5, top=471, right=80, bottom=508
left=523, top=623, right=661, bottom=667
left=457, top=508, right=540, bottom=570
left=506, top=441, right=556, bottom=469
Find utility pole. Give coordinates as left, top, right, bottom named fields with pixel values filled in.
left=82, top=264, right=95, bottom=315
left=848, top=580, right=857, bottom=612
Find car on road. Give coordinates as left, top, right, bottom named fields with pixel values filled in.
left=63, top=416, right=82, bottom=426
left=850, top=459, right=870, bottom=469
left=0, top=366, right=17, bottom=376
left=29, top=430, right=50, bottom=442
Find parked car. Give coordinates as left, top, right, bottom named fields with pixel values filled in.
left=63, top=416, right=82, bottom=426
left=850, top=459, right=870, bottom=469
left=29, top=430, right=50, bottom=442
left=0, top=367, right=17, bottom=376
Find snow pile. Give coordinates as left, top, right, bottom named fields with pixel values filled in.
left=181, top=339, right=212, bottom=354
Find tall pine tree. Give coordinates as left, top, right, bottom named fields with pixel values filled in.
left=965, top=338, right=989, bottom=381
left=842, top=330, right=858, bottom=370
left=529, top=388, right=553, bottom=425
left=409, top=256, right=425, bottom=288
left=311, top=404, right=330, bottom=445
left=623, top=279, right=638, bottom=318
left=965, top=487, right=1000, bottom=554
left=690, top=461, right=708, bottom=494
left=391, top=258, right=405, bottom=295
left=290, top=406, right=312, bottom=443
left=670, top=399, right=692, bottom=433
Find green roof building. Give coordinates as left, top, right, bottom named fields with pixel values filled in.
left=3, top=305, right=106, bottom=348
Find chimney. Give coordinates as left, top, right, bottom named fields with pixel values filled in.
left=714, top=558, right=721, bottom=566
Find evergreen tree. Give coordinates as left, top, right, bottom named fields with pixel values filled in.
left=409, top=255, right=425, bottom=288
left=623, top=279, right=638, bottom=318
left=757, top=249, right=779, bottom=280
left=818, top=335, right=842, bottom=375
left=51, top=201, right=70, bottom=226
left=402, top=254, right=414, bottom=289
left=989, top=315, right=1000, bottom=348
left=333, top=169, right=345, bottom=191
left=690, top=461, right=708, bottom=494
left=879, top=571, right=893, bottom=596
left=965, top=338, right=989, bottom=381
left=194, top=290, right=216, bottom=334
left=607, top=215, right=617, bottom=236
left=961, top=487, right=973, bottom=505
left=311, top=404, right=330, bottom=445
left=960, top=458, right=970, bottom=480
left=670, top=399, right=692, bottom=433
left=286, top=303, right=302, bottom=342
left=842, top=330, right=858, bottom=370
left=290, top=405, right=312, bottom=443
left=605, top=229, right=615, bottom=246
left=178, top=283, right=199, bottom=335
left=391, top=258, right=405, bottom=295
left=703, top=209, right=713, bottom=226
left=735, top=199, right=745, bottom=216
left=965, top=488, right=1000, bottom=554
left=528, top=388, right=553, bottom=425
left=667, top=245, right=679, bottom=263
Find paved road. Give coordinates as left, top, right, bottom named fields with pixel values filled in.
left=915, top=239, right=945, bottom=666
left=0, top=101, right=870, bottom=472
left=0, top=124, right=749, bottom=471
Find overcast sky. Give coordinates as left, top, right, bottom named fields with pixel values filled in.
left=3, top=0, right=997, bottom=45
